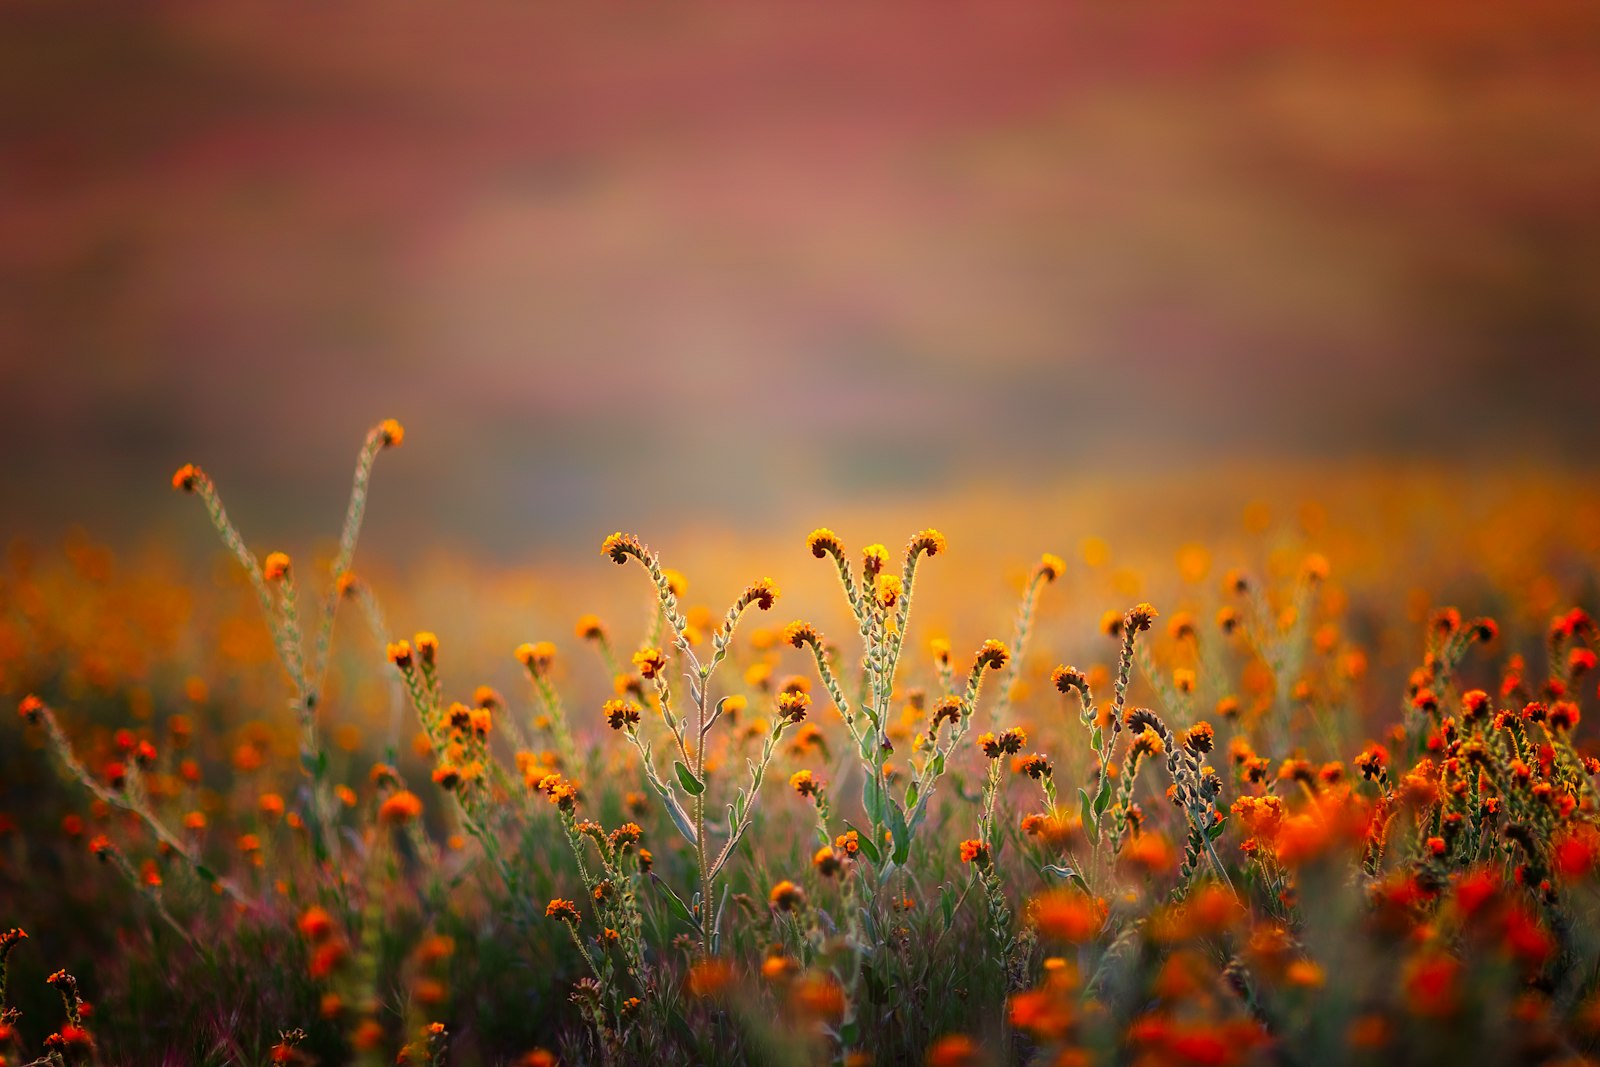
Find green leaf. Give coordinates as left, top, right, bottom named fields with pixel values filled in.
left=1079, top=787, right=1100, bottom=844
left=711, top=882, right=732, bottom=953
left=940, top=884, right=956, bottom=929
left=843, top=820, right=882, bottom=865
left=662, top=792, right=698, bottom=846
left=1091, top=725, right=1103, bottom=754
left=1042, top=863, right=1090, bottom=893
left=651, top=874, right=698, bottom=929
left=904, top=781, right=919, bottom=810
left=1206, top=816, right=1228, bottom=841
left=889, top=799, right=912, bottom=865
left=674, top=760, right=706, bottom=796
left=862, top=774, right=884, bottom=825
left=195, top=864, right=218, bottom=884
left=1093, top=776, right=1114, bottom=817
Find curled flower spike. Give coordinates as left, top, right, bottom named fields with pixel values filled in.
left=386, top=640, right=414, bottom=669
left=377, top=419, right=404, bottom=447
left=740, top=577, right=780, bottom=612
left=1125, top=603, right=1159, bottom=632
left=776, top=690, right=810, bottom=722
left=1035, top=553, right=1066, bottom=582
left=546, top=898, right=580, bottom=923
left=18, top=693, right=44, bottom=724
left=807, top=528, right=845, bottom=559
left=515, top=641, right=557, bottom=676
left=604, top=699, right=642, bottom=730
left=263, top=552, right=292, bottom=582
left=908, top=528, right=948, bottom=558
left=414, top=631, right=439, bottom=667
left=931, top=697, right=962, bottom=730
left=1051, top=665, right=1087, bottom=694
left=769, top=880, right=806, bottom=911
left=874, top=574, right=903, bottom=609
left=790, top=769, right=822, bottom=798
left=601, top=532, right=644, bottom=565
left=782, top=621, right=821, bottom=649
left=1184, top=721, right=1215, bottom=755
left=171, top=463, right=203, bottom=492
left=813, top=846, right=843, bottom=876
left=574, top=614, right=607, bottom=640
left=632, top=647, right=667, bottom=679
left=975, top=640, right=1010, bottom=671
left=862, top=544, right=890, bottom=579
left=960, top=838, right=990, bottom=865
left=378, top=790, right=423, bottom=825
left=1018, top=753, right=1053, bottom=779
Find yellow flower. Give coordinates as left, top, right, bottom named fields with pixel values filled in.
left=807, top=528, right=844, bottom=559
left=908, top=528, right=947, bottom=558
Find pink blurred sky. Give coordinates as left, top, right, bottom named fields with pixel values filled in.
left=2, top=1, right=1599, bottom=558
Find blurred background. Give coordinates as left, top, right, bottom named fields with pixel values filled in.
left=2, top=0, right=1599, bottom=577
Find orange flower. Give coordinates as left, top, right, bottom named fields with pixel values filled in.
left=974, top=640, right=1009, bottom=671
left=1121, top=832, right=1177, bottom=876
left=171, top=463, right=203, bottom=491
left=298, top=905, right=335, bottom=942
left=925, top=1034, right=983, bottom=1067
left=377, top=419, right=405, bottom=447
left=1404, top=954, right=1460, bottom=1018
left=262, top=552, right=291, bottom=582
left=516, top=641, right=557, bottom=676
left=687, top=958, right=735, bottom=998
left=769, top=880, right=806, bottom=912
left=545, top=899, right=580, bottom=923
left=1031, top=890, right=1106, bottom=943
left=379, top=790, right=423, bottom=825
left=792, top=973, right=845, bottom=1020
left=960, top=839, right=989, bottom=866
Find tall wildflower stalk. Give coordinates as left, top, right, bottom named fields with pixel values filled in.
left=171, top=418, right=404, bottom=859
left=601, top=532, right=782, bottom=956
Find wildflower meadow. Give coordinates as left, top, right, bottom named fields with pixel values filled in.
left=5, top=421, right=1600, bottom=1066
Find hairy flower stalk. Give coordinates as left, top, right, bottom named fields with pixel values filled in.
left=602, top=532, right=779, bottom=955
left=171, top=419, right=402, bottom=861
left=20, top=695, right=253, bottom=907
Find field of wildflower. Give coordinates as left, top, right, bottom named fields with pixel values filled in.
left=4, top=420, right=1600, bottom=1067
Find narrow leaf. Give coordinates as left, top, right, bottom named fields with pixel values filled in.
left=674, top=760, right=706, bottom=796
